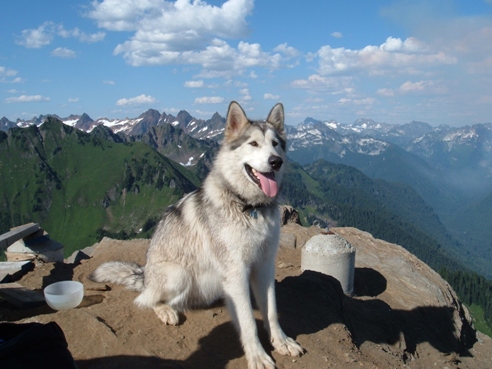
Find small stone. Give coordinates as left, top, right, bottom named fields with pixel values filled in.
left=277, top=262, right=293, bottom=269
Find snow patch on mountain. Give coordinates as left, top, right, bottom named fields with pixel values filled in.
left=287, top=118, right=391, bottom=159
left=63, top=118, right=79, bottom=127
left=180, top=156, right=195, bottom=166
left=94, top=117, right=144, bottom=134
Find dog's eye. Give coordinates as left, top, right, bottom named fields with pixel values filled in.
left=272, top=140, right=278, bottom=147
left=249, top=141, right=258, bottom=147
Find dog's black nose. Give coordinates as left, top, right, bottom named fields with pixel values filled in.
left=269, top=155, right=283, bottom=170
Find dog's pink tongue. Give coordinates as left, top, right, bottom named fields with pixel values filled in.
left=257, top=172, right=278, bottom=197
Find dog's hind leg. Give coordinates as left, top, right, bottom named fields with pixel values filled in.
left=251, top=259, right=304, bottom=358
left=134, top=262, right=191, bottom=326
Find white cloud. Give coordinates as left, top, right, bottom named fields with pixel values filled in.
left=184, top=80, right=204, bottom=88
left=16, top=21, right=55, bottom=48
left=87, top=0, right=295, bottom=76
left=90, top=0, right=254, bottom=65
left=114, top=37, right=286, bottom=75
left=226, top=79, right=248, bottom=88
left=239, top=88, right=252, bottom=101
left=305, top=97, right=324, bottom=103
left=399, top=80, right=447, bottom=95
left=316, top=36, right=456, bottom=75
left=79, top=32, right=106, bottom=43
left=194, top=96, right=224, bottom=104
left=376, top=88, right=395, bottom=97
left=51, top=47, right=76, bottom=58
left=89, top=0, right=253, bottom=38
left=16, top=22, right=105, bottom=49
left=0, top=67, right=23, bottom=84
left=0, top=66, right=18, bottom=77
left=57, top=26, right=104, bottom=42
left=380, top=37, right=402, bottom=52
left=103, top=80, right=115, bottom=85
left=68, top=97, right=79, bottom=103
left=331, top=31, right=343, bottom=38
left=116, top=94, right=157, bottom=106
left=273, top=43, right=299, bottom=58
left=291, top=74, right=354, bottom=94
left=305, top=52, right=316, bottom=63
left=5, top=94, right=50, bottom=103
left=399, top=80, right=430, bottom=92
left=377, top=80, right=446, bottom=97
left=264, top=93, right=280, bottom=100
left=337, top=97, right=377, bottom=106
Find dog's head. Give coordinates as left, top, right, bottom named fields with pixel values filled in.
left=217, top=101, right=286, bottom=204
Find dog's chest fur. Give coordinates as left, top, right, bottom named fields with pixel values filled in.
left=205, top=196, right=280, bottom=266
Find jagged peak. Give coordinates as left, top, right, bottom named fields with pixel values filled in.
left=139, top=108, right=161, bottom=118
left=210, top=112, right=223, bottom=121
left=352, top=117, right=377, bottom=125
left=80, top=113, right=93, bottom=121
left=176, top=110, right=192, bottom=118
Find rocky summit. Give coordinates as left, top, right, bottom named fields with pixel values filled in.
left=1, top=225, right=491, bottom=369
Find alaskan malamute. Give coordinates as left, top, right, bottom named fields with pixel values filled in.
left=92, top=101, right=304, bottom=368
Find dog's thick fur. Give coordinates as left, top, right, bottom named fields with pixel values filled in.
left=91, top=101, right=304, bottom=368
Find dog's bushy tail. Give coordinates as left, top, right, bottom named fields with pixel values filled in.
left=90, top=261, right=145, bottom=291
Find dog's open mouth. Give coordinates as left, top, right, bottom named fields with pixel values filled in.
left=245, top=164, right=278, bottom=198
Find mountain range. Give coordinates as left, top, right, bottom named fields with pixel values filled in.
left=1, top=110, right=491, bottom=278
left=0, top=117, right=200, bottom=256
left=284, top=116, right=492, bottom=275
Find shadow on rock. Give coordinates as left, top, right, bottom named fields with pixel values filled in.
left=276, top=270, right=345, bottom=336
left=276, top=270, right=476, bottom=358
left=353, top=267, right=387, bottom=297
left=343, top=298, right=476, bottom=357
left=42, top=261, right=77, bottom=289
left=76, top=321, right=244, bottom=369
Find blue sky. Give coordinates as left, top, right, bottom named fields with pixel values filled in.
left=1, top=0, right=492, bottom=126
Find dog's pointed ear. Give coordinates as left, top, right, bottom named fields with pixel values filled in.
left=225, top=101, right=249, bottom=141
left=267, top=103, right=285, bottom=133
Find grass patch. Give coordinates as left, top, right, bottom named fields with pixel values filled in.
left=467, top=303, right=492, bottom=338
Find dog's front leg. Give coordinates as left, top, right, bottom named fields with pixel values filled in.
left=251, top=259, right=304, bottom=358
left=223, top=268, right=275, bottom=369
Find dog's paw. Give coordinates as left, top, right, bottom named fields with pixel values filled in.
left=271, top=335, right=304, bottom=357
left=246, top=350, right=276, bottom=369
left=153, top=304, right=180, bottom=325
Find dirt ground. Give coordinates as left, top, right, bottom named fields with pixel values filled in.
left=1, top=226, right=492, bottom=369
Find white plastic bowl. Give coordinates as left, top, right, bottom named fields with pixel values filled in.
left=44, top=281, right=84, bottom=310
